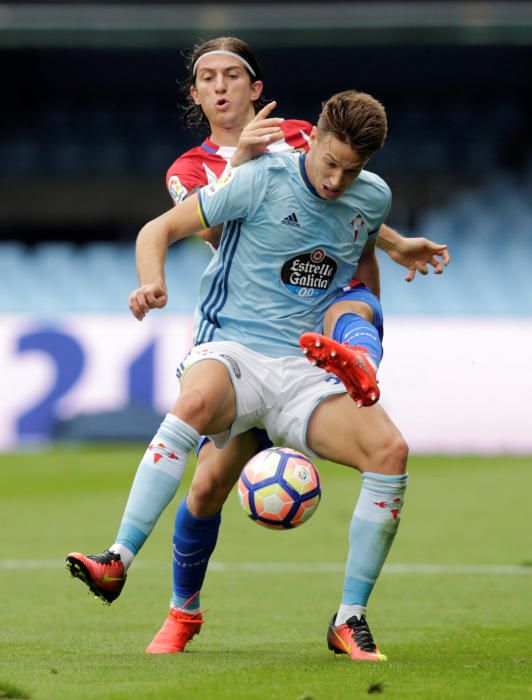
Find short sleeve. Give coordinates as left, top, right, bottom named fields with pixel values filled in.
left=166, top=150, right=210, bottom=205
left=197, top=160, right=266, bottom=228
left=166, top=173, right=189, bottom=205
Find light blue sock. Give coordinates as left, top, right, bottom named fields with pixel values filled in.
left=113, top=414, right=199, bottom=558
left=332, top=313, right=382, bottom=366
left=339, top=472, right=408, bottom=622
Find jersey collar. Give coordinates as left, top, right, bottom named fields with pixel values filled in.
left=201, top=138, right=219, bottom=154
left=298, top=153, right=320, bottom=199
left=201, top=137, right=236, bottom=161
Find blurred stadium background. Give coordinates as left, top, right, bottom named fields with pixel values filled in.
left=1, top=0, right=532, bottom=453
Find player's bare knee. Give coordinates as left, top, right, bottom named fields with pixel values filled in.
left=371, top=432, right=408, bottom=475
left=387, top=434, right=409, bottom=474
left=173, top=388, right=212, bottom=432
left=323, top=300, right=373, bottom=336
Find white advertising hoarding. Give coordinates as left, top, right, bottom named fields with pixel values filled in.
left=0, top=315, right=530, bottom=453
left=378, top=317, right=532, bottom=454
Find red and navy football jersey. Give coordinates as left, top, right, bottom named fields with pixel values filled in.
left=166, top=119, right=312, bottom=205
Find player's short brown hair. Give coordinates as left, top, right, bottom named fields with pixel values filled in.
left=317, top=91, right=388, bottom=158
left=179, top=37, right=267, bottom=132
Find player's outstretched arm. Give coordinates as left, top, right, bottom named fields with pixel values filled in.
left=230, top=101, right=284, bottom=167
left=376, top=223, right=450, bottom=282
left=129, top=194, right=203, bottom=321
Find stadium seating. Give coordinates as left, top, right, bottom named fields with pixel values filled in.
left=1, top=173, right=531, bottom=316
left=0, top=99, right=527, bottom=178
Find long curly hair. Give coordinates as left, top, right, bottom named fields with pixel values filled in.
left=178, top=37, right=268, bottom=133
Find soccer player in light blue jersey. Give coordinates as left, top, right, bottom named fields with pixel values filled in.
left=65, top=40, right=448, bottom=659
left=124, top=89, right=407, bottom=661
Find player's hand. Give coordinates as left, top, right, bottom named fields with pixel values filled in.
left=230, top=101, right=284, bottom=167
left=129, top=283, right=167, bottom=321
left=388, top=237, right=450, bottom=282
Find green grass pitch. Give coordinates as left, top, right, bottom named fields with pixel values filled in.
left=0, top=446, right=531, bottom=699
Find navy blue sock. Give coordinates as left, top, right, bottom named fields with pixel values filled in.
left=171, top=498, right=221, bottom=611
left=332, top=313, right=382, bottom=366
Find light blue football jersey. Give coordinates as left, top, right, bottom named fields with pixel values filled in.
left=195, top=151, right=391, bottom=358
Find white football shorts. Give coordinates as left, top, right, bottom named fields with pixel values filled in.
left=176, top=340, right=347, bottom=456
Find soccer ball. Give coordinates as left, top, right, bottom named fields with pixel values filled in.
left=237, top=447, right=321, bottom=530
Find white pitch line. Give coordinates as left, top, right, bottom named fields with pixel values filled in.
left=0, top=560, right=531, bottom=575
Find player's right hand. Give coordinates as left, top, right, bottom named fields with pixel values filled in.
left=231, top=101, right=284, bottom=167
left=129, top=283, right=167, bottom=321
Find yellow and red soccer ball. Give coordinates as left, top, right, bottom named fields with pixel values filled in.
left=237, top=447, right=321, bottom=529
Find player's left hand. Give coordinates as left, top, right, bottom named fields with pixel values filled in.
left=230, top=101, right=284, bottom=167
left=388, top=237, right=450, bottom=282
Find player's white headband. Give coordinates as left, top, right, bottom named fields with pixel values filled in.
left=192, top=50, right=257, bottom=78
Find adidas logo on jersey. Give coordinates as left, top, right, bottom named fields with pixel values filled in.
left=281, top=213, right=301, bottom=228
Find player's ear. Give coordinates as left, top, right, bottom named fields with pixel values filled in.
left=309, top=126, right=318, bottom=146
left=250, top=80, right=264, bottom=101
left=190, top=84, right=201, bottom=106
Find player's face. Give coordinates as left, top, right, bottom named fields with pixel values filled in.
left=306, top=129, right=367, bottom=200
left=190, top=55, right=263, bottom=131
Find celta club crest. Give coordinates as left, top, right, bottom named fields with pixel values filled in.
left=374, top=497, right=403, bottom=521
left=350, top=214, right=365, bottom=240
left=148, top=442, right=180, bottom=464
